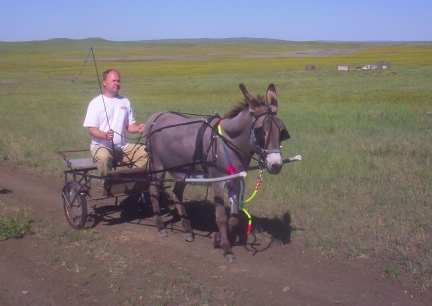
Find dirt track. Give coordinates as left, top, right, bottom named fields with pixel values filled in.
left=0, top=161, right=430, bottom=305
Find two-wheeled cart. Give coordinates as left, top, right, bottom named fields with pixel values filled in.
left=59, top=149, right=152, bottom=229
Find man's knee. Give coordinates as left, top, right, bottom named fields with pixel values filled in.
left=92, top=147, right=111, bottom=161
left=91, top=146, right=113, bottom=174
left=123, top=144, right=148, bottom=168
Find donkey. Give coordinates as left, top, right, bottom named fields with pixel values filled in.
left=143, top=84, right=290, bottom=261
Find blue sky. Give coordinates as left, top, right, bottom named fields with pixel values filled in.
left=1, top=0, right=431, bottom=42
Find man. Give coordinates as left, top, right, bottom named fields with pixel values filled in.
left=83, top=69, right=148, bottom=175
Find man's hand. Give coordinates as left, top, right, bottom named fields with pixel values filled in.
left=138, top=124, right=145, bottom=134
left=106, top=129, right=114, bottom=140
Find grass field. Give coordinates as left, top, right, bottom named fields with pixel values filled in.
left=0, top=38, right=431, bottom=289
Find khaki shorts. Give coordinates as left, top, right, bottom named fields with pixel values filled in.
left=90, top=143, right=148, bottom=176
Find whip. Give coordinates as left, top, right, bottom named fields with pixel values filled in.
left=72, top=47, right=116, bottom=169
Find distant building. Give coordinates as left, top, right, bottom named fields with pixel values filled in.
left=337, top=65, right=349, bottom=71
left=378, top=61, right=391, bottom=69
left=362, top=64, right=378, bottom=70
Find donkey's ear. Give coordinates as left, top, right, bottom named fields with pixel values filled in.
left=266, top=84, right=278, bottom=113
left=239, top=84, right=260, bottom=108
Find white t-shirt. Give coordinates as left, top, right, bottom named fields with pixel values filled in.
left=83, top=94, right=136, bottom=150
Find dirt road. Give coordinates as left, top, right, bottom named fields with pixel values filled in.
left=0, top=161, right=430, bottom=305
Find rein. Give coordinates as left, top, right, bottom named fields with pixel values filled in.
left=144, top=111, right=263, bottom=178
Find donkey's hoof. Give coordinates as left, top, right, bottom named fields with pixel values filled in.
left=184, top=233, right=194, bottom=242
left=158, top=229, right=168, bottom=237
left=225, top=253, right=236, bottom=263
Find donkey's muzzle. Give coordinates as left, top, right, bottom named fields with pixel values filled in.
left=266, top=153, right=283, bottom=175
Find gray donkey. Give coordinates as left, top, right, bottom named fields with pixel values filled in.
left=143, top=83, right=290, bottom=261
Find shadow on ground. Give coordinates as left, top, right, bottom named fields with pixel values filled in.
left=0, top=188, right=13, bottom=194
left=86, top=194, right=296, bottom=255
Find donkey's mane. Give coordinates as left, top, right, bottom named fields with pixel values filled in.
left=222, top=94, right=266, bottom=119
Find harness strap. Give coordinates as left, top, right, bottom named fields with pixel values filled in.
left=217, top=122, right=234, bottom=171
left=146, top=112, right=227, bottom=180
left=188, top=115, right=220, bottom=178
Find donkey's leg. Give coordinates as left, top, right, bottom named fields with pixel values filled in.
left=172, top=182, right=193, bottom=242
left=228, top=198, right=240, bottom=246
left=213, top=182, right=235, bottom=262
left=215, top=202, right=235, bottom=261
left=227, top=181, right=241, bottom=245
left=150, top=178, right=167, bottom=237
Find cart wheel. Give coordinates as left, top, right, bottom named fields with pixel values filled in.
left=62, top=180, right=87, bottom=229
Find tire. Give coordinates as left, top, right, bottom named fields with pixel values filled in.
left=62, top=180, right=87, bottom=229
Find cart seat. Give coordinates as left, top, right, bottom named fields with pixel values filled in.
left=67, top=158, right=96, bottom=170
left=65, top=158, right=134, bottom=171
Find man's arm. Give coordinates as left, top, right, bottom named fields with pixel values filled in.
left=88, top=127, right=113, bottom=140
left=127, top=123, right=145, bottom=134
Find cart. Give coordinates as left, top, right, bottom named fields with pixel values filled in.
left=58, top=149, right=151, bottom=229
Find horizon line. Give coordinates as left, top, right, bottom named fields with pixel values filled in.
left=1, top=37, right=431, bottom=43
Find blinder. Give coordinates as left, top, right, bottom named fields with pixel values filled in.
left=252, top=118, right=290, bottom=147
left=253, top=126, right=265, bottom=145
left=280, top=123, right=291, bottom=142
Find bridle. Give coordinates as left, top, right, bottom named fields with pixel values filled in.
left=250, top=107, right=289, bottom=169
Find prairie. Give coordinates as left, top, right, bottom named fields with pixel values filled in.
left=0, top=38, right=431, bottom=289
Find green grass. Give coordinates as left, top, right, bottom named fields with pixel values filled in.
left=0, top=208, right=32, bottom=240
left=0, top=38, right=431, bottom=289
